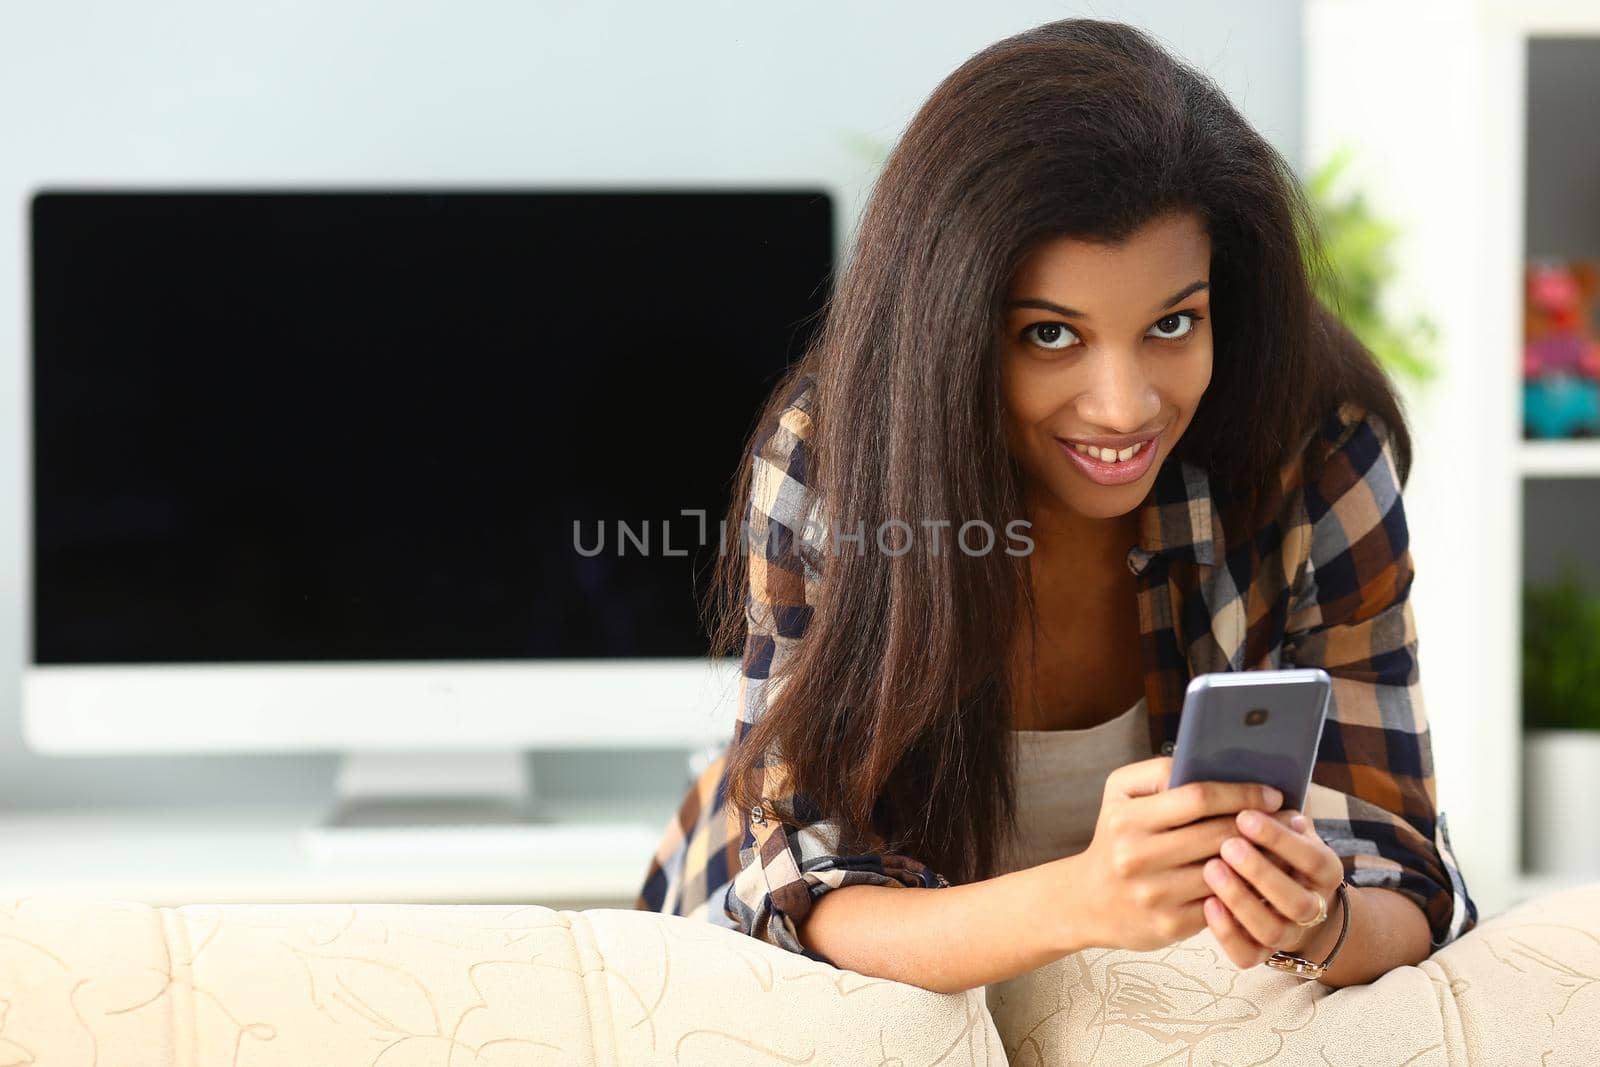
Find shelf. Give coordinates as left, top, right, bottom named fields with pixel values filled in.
left=1518, top=440, right=1600, bottom=477
left=0, top=797, right=675, bottom=909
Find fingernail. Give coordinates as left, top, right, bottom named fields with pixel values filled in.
left=1205, top=859, right=1227, bottom=886
left=1291, top=813, right=1308, bottom=832
left=1239, top=810, right=1262, bottom=832
left=1222, top=837, right=1247, bottom=862
left=1264, top=787, right=1283, bottom=809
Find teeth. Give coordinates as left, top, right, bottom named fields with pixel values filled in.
left=1072, top=440, right=1147, bottom=463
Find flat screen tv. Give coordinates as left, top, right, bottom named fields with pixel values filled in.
left=29, top=189, right=832, bottom=668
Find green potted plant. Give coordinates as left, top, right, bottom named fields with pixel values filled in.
left=1298, top=144, right=1440, bottom=390
left=1521, top=564, right=1600, bottom=876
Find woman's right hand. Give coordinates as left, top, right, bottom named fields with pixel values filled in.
left=1051, top=755, right=1289, bottom=953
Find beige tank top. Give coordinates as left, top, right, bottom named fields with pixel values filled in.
left=997, top=695, right=1151, bottom=875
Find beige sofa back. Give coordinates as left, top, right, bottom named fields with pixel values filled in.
left=0, top=897, right=1000, bottom=1065
left=1, top=883, right=1596, bottom=1065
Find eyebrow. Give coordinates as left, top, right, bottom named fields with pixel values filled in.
left=1004, top=279, right=1210, bottom=318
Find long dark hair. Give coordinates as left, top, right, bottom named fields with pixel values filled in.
left=707, top=18, right=1412, bottom=886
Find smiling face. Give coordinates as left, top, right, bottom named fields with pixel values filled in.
left=999, top=210, right=1214, bottom=527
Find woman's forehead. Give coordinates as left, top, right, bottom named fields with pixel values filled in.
left=1008, top=212, right=1212, bottom=303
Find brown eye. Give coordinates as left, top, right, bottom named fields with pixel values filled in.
left=1149, top=311, right=1202, bottom=340
left=1024, top=322, right=1078, bottom=350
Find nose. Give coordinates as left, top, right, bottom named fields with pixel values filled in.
left=1076, top=346, right=1160, bottom=433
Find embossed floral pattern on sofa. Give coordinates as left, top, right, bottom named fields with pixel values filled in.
left=987, top=882, right=1600, bottom=1066
left=0, top=897, right=1001, bottom=1066
left=1, top=884, right=1597, bottom=1065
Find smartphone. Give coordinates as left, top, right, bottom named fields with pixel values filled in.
left=1167, top=668, right=1332, bottom=812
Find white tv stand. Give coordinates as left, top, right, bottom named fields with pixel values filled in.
left=0, top=789, right=675, bottom=909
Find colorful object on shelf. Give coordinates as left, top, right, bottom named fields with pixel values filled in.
left=1522, top=258, right=1600, bottom=439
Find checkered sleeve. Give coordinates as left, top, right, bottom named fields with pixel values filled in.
left=724, top=381, right=948, bottom=964
left=1283, top=405, right=1477, bottom=948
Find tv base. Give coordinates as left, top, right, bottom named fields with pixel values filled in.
left=321, top=794, right=543, bottom=829
left=305, top=749, right=561, bottom=861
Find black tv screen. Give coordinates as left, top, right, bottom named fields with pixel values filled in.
left=31, top=189, right=832, bottom=663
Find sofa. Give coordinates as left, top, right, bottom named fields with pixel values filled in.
left=0, top=883, right=1596, bottom=1065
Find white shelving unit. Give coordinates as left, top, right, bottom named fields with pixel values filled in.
left=1519, top=440, right=1600, bottom=477
left=1306, top=0, right=1600, bottom=921
left=1504, top=14, right=1600, bottom=906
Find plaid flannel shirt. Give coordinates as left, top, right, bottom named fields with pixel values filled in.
left=635, top=373, right=1477, bottom=965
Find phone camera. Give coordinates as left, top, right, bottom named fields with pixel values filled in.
left=1244, top=707, right=1269, bottom=726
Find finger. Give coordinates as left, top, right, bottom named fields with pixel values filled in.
left=1242, top=811, right=1304, bottom=878
left=1204, top=896, right=1266, bottom=968
left=1137, top=779, right=1285, bottom=832
left=1204, top=895, right=1269, bottom=969
left=1161, top=814, right=1250, bottom=866
left=1233, top=809, right=1334, bottom=881
left=1219, top=836, right=1328, bottom=928
left=1105, top=755, right=1175, bottom=798
left=1165, top=815, right=1241, bottom=866
left=1263, top=811, right=1344, bottom=885
left=1202, top=855, right=1300, bottom=950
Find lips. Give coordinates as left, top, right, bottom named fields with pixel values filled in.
left=1056, top=429, right=1163, bottom=455
left=1054, top=430, right=1162, bottom=487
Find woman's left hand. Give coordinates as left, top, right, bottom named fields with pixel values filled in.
left=1199, top=806, right=1345, bottom=968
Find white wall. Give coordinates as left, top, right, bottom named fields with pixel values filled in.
left=1304, top=0, right=1517, bottom=916
left=0, top=0, right=1303, bottom=808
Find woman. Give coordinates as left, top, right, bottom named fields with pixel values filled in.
left=636, top=17, right=1475, bottom=995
